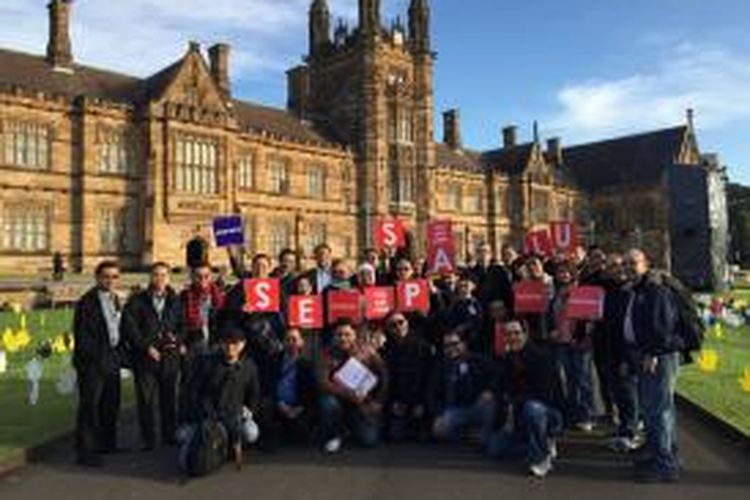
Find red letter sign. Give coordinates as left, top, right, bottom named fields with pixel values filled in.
left=375, top=218, right=406, bottom=250
left=243, top=279, right=280, bottom=313
left=513, top=280, right=550, bottom=314
left=364, top=287, right=395, bottom=320
left=551, top=221, right=578, bottom=253
left=288, top=295, right=324, bottom=329
left=396, top=280, right=430, bottom=314
left=326, top=290, right=363, bottom=324
left=565, top=286, right=606, bottom=321
left=524, top=230, right=554, bottom=257
left=427, top=220, right=456, bottom=274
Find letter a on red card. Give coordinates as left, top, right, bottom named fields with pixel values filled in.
left=550, top=221, right=578, bottom=252
left=288, top=295, right=324, bottom=329
left=427, top=220, right=456, bottom=274
left=244, top=279, right=280, bottom=313
left=396, top=280, right=430, bottom=314
left=364, top=287, right=395, bottom=320
left=375, top=218, right=406, bottom=250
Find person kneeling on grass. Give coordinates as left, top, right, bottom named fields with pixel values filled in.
left=487, top=320, right=563, bottom=478
left=318, top=319, right=389, bottom=453
left=427, top=328, right=496, bottom=449
left=180, top=325, right=261, bottom=472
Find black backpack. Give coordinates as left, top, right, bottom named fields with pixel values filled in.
left=659, top=272, right=706, bottom=363
left=181, top=419, right=228, bottom=477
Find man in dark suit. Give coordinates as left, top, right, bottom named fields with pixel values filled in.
left=300, top=243, right=333, bottom=294
left=72, top=261, right=125, bottom=467
left=121, top=262, right=184, bottom=450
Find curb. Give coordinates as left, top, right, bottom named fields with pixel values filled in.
left=0, top=432, right=72, bottom=480
left=676, top=393, right=750, bottom=453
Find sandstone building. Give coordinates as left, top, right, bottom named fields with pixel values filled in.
left=0, top=0, right=728, bottom=288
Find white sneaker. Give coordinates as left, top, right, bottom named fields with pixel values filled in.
left=529, top=456, right=552, bottom=478
left=609, top=436, right=639, bottom=453
left=324, top=437, right=342, bottom=454
left=548, top=439, right=558, bottom=460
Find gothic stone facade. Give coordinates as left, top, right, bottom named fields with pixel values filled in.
left=0, top=0, right=725, bottom=287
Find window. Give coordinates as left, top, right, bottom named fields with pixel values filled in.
left=495, top=189, right=507, bottom=217
left=306, top=222, right=327, bottom=255
left=237, top=154, right=254, bottom=190
left=269, top=221, right=291, bottom=258
left=2, top=120, right=49, bottom=170
left=98, top=127, right=133, bottom=175
left=99, top=207, right=126, bottom=253
left=174, top=133, right=219, bottom=194
left=308, top=165, right=326, bottom=199
left=470, top=188, right=484, bottom=214
left=390, top=167, right=414, bottom=205
left=531, top=190, right=550, bottom=224
left=269, top=157, right=290, bottom=194
left=1, top=205, right=49, bottom=252
left=387, top=104, right=413, bottom=144
left=447, top=184, right=462, bottom=212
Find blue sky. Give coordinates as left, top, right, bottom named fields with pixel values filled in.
left=1, top=0, right=749, bottom=183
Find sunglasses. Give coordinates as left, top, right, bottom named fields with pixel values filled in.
left=388, top=318, right=407, bottom=327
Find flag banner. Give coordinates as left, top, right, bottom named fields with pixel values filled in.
left=427, top=220, right=456, bottom=274
left=374, top=218, right=406, bottom=249
left=288, top=295, right=324, bottom=329
left=327, top=290, right=363, bottom=324
left=565, top=286, right=606, bottom=320
left=396, top=280, right=431, bottom=314
left=364, top=287, right=396, bottom=320
left=513, top=280, right=550, bottom=314
left=243, top=279, right=281, bottom=313
left=213, top=215, right=245, bottom=247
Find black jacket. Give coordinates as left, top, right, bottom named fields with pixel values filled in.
left=496, top=344, right=557, bottom=407
left=120, top=287, right=184, bottom=362
left=272, top=356, right=318, bottom=411
left=469, top=263, right=514, bottom=313
left=73, top=287, right=125, bottom=374
left=427, top=354, right=494, bottom=415
left=384, top=334, right=435, bottom=407
left=189, top=353, right=261, bottom=422
left=631, top=272, right=680, bottom=355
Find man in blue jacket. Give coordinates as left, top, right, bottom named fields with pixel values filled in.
left=623, top=249, right=681, bottom=483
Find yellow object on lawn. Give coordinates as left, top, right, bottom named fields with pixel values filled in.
left=51, top=334, right=72, bottom=354
left=713, top=323, right=724, bottom=340
left=698, top=349, right=719, bottom=373
left=740, top=368, right=750, bottom=394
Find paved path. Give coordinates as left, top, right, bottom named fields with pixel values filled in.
left=1, top=407, right=748, bottom=500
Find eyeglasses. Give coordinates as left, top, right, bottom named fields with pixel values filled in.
left=388, top=318, right=407, bottom=328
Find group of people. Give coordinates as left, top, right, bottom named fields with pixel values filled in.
left=72, top=241, right=693, bottom=482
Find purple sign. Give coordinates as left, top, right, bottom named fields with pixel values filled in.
left=213, top=215, right=245, bottom=247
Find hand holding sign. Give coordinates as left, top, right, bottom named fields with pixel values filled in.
left=364, top=287, right=395, bottom=320
left=565, top=286, right=606, bottom=321
left=513, top=280, right=550, bottom=314
left=375, top=218, right=406, bottom=250
left=213, top=215, right=245, bottom=248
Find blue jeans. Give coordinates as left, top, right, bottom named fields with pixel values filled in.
left=318, top=395, right=380, bottom=448
left=434, top=399, right=496, bottom=446
left=638, top=352, right=680, bottom=475
left=555, top=345, right=595, bottom=425
left=613, top=354, right=640, bottom=439
left=487, top=400, right=563, bottom=465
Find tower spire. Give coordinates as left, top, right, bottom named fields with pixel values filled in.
left=359, top=0, right=381, bottom=38
left=408, top=0, right=430, bottom=53
left=309, top=0, right=331, bottom=57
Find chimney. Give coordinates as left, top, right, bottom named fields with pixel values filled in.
left=208, top=43, right=231, bottom=99
left=46, top=0, right=73, bottom=71
left=547, top=137, right=562, bottom=165
left=287, top=65, right=310, bottom=119
left=502, top=125, right=517, bottom=149
left=443, top=109, right=461, bottom=149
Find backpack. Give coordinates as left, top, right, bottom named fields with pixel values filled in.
left=180, top=419, right=228, bottom=477
left=659, top=272, right=706, bottom=364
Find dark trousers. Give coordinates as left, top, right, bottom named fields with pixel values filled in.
left=75, top=367, right=121, bottom=458
left=593, top=330, right=615, bottom=417
left=134, top=355, right=180, bottom=447
left=260, top=400, right=316, bottom=451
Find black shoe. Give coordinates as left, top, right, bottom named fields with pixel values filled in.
left=76, top=455, right=103, bottom=468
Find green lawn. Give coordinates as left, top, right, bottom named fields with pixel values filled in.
left=677, top=290, right=750, bottom=437
left=0, top=308, right=80, bottom=463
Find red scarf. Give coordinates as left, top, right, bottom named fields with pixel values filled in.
left=182, top=282, right=225, bottom=332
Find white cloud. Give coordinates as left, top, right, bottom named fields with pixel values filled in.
left=0, top=0, right=391, bottom=82
left=549, top=42, right=750, bottom=143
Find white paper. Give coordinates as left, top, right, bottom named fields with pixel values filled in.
left=56, top=368, right=77, bottom=396
left=0, top=350, right=7, bottom=374
left=333, top=357, right=378, bottom=398
left=26, top=358, right=43, bottom=406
